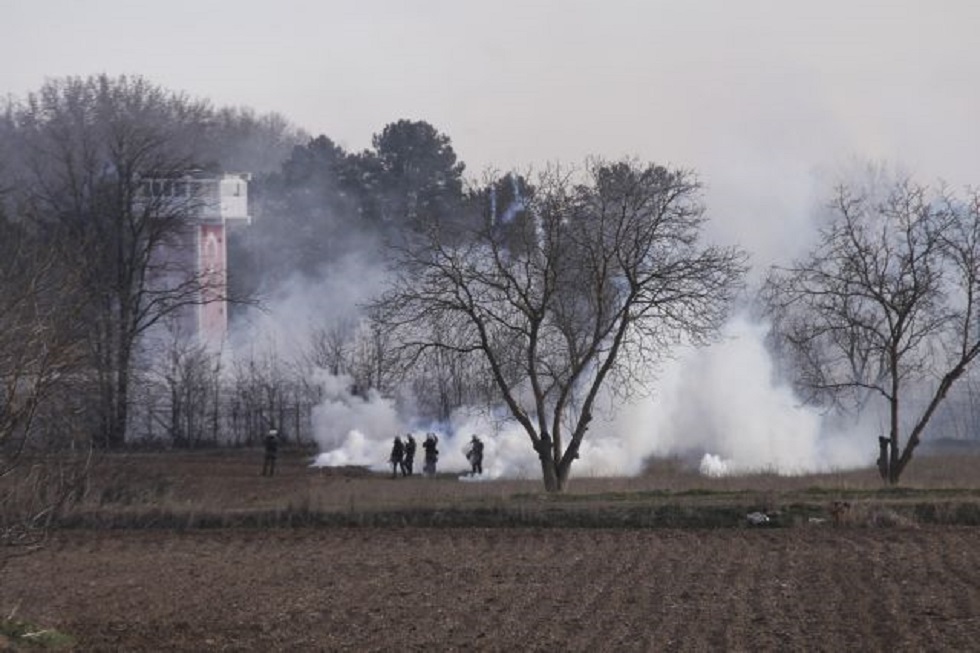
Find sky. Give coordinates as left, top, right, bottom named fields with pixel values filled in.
left=4, top=0, right=979, bottom=474
left=4, top=1, right=979, bottom=265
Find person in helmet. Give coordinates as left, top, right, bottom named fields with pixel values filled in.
left=389, top=436, right=405, bottom=478
left=262, top=428, right=279, bottom=477
left=403, top=433, right=417, bottom=476
left=422, top=433, right=439, bottom=476
left=465, top=435, right=484, bottom=475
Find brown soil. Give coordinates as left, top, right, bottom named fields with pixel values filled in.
left=2, top=526, right=979, bottom=651
left=3, top=449, right=980, bottom=650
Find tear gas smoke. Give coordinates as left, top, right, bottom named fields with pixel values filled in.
left=309, top=371, right=402, bottom=467
left=310, top=313, right=870, bottom=479
left=241, top=177, right=872, bottom=480
left=614, top=313, right=869, bottom=477
left=229, top=250, right=388, bottom=355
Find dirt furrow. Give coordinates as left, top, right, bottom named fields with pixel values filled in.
left=2, top=527, right=980, bottom=651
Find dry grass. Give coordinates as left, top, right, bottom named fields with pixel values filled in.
left=1, top=446, right=972, bottom=531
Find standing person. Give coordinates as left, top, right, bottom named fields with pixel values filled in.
left=262, top=428, right=279, bottom=477
left=466, top=435, right=484, bottom=475
left=390, top=436, right=405, bottom=478
left=877, top=436, right=890, bottom=481
left=422, top=433, right=439, bottom=476
left=403, top=434, right=417, bottom=476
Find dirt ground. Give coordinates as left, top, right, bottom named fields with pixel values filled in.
left=2, top=526, right=979, bottom=651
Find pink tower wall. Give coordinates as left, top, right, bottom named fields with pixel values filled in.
left=143, top=173, right=249, bottom=347
left=198, top=223, right=228, bottom=343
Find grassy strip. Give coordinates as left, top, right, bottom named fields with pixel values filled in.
left=0, top=617, right=75, bottom=650
left=49, top=497, right=980, bottom=531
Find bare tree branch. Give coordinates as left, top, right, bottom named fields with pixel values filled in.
left=373, top=158, right=747, bottom=491
left=763, top=176, right=980, bottom=483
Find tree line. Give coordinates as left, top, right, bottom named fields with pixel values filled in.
left=2, top=74, right=979, bottom=496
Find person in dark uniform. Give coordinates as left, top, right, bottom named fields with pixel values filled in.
left=466, top=435, right=484, bottom=475
left=403, top=434, right=417, bottom=476
left=422, top=433, right=439, bottom=476
left=877, top=436, right=890, bottom=481
left=390, top=436, right=405, bottom=478
left=262, top=428, right=279, bottom=477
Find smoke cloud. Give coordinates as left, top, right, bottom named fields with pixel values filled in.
left=308, top=311, right=870, bottom=479
left=602, top=313, right=869, bottom=477
left=291, top=172, right=877, bottom=480
left=310, top=371, right=402, bottom=468
left=228, top=164, right=877, bottom=480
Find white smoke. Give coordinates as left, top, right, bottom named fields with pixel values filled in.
left=589, top=312, right=867, bottom=477
left=312, top=403, right=543, bottom=478
left=310, top=371, right=401, bottom=469
left=229, top=250, right=387, bottom=356
left=699, top=453, right=732, bottom=478
left=232, top=175, right=873, bottom=481
left=308, top=312, right=871, bottom=480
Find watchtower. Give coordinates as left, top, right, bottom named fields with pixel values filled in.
left=143, top=171, right=252, bottom=345
left=189, top=172, right=251, bottom=344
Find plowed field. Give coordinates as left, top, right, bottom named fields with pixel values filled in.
left=3, top=526, right=979, bottom=651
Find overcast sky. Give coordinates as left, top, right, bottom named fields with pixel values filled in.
left=3, top=0, right=979, bottom=262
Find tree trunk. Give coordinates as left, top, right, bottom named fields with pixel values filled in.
left=108, top=361, right=131, bottom=449
left=892, top=429, right=923, bottom=484
left=539, top=457, right=563, bottom=492
left=539, top=456, right=571, bottom=492
left=888, top=439, right=901, bottom=485
left=877, top=436, right=890, bottom=481
left=887, top=388, right=901, bottom=485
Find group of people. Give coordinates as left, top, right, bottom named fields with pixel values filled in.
left=261, top=425, right=486, bottom=479
left=388, top=433, right=418, bottom=477
left=389, top=432, right=484, bottom=477
left=389, top=432, right=442, bottom=477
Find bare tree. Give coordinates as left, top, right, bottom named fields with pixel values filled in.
left=0, top=216, right=90, bottom=563
left=227, top=348, right=318, bottom=446
left=762, top=177, right=980, bottom=483
left=410, top=347, right=490, bottom=422
left=6, top=75, right=228, bottom=448
left=0, top=217, right=89, bottom=456
left=374, top=159, right=747, bottom=491
left=139, top=331, right=225, bottom=448
left=307, top=321, right=355, bottom=376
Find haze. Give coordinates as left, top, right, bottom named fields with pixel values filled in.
left=4, top=0, right=978, bottom=475
left=5, top=1, right=978, bottom=262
